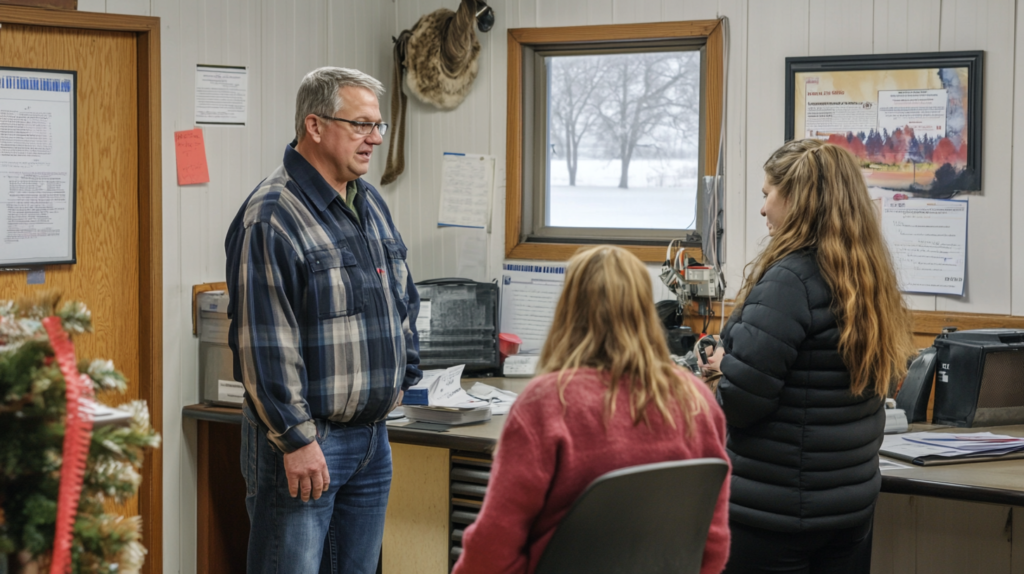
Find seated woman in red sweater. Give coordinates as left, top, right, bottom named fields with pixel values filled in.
left=452, top=245, right=731, bottom=574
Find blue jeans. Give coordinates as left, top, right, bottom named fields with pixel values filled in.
left=241, top=404, right=392, bottom=574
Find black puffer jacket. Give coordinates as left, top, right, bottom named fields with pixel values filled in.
left=718, top=249, right=883, bottom=532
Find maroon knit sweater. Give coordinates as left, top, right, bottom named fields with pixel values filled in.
left=452, top=367, right=731, bottom=574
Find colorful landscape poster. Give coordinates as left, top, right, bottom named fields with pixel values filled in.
left=793, top=68, right=975, bottom=196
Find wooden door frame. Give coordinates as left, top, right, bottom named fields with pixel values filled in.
left=0, top=6, right=162, bottom=573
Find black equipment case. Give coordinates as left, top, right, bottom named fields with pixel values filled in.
left=414, top=278, right=500, bottom=374
left=933, top=329, right=1024, bottom=427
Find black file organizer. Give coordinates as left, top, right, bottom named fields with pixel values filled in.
left=933, top=329, right=1024, bottom=427
left=415, top=278, right=501, bottom=375
left=449, top=452, right=492, bottom=569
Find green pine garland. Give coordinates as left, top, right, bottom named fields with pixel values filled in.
left=0, top=295, right=160, bottom=573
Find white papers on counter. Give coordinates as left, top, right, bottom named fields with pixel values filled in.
left=881, top=198, right=968, bottom=296
left=881, top=432, right=1024, bottom=465
left=407, top=365, right=519, bottom=409
left=465, top=382, right=518, bottom=415
left=403, top=364, right=492, bottom=426
left=500, top=264, right=566, bottom=353
left=438, top=152, right=495, bottom=230
left=412, top=364, right=489, bottom=408
left=903, top=432, right=1024, bottom=454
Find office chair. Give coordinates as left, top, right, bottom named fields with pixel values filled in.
left=533, top=458, right=729, bottom=574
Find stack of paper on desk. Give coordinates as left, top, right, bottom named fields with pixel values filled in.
left=465, top=382, right=518, bottom=415
left=403, top=364, right=493, bottom=425
left=403, top=404, right=491, bottom=425
left=880, top=432, right=1024, bottom=466
left=404, top=365, right=488, bottom=407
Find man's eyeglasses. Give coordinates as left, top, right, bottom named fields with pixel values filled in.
left=317, top=115, right=388, bottom=137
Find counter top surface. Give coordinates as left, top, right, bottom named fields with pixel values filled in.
left=182, top=377, right=529, bottom=454
left=878, top=424, right=1024, bottom=506
left=183, top=380, right=1024, bottom=506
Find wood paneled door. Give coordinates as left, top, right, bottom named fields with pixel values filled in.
left=0, top=7, right=162, bottom=574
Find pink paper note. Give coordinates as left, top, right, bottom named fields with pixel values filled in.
left=175, top=128, right=210, bottom=185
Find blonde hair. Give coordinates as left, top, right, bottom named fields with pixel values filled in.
left=737, top=139, right=916, bottom=397
left=538, top=245, right=706, bottom=431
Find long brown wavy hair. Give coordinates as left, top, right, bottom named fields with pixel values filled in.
left=736, top=139, right=916, bottom=397
left=538, top=245, right=706, bottom=431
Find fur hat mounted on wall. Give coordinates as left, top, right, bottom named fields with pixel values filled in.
left=382, top=0, right=495, bottom=185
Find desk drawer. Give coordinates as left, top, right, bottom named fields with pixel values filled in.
left=450, top=452, right=493, bottom=571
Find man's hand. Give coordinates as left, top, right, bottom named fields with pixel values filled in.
left=283, top=439, right=330, bottom=502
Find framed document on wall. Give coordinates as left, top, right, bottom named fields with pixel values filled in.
left=785, top=51, right=983, bottom=197
left=0, top=66, right=77, bottom=267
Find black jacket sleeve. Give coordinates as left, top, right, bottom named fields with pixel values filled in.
left=718, top=264, right=812, bottom=428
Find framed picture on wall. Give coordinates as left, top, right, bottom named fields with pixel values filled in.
left=785, top=51, right=983, bottom=198
left=0, top=66, right=78, bottom=267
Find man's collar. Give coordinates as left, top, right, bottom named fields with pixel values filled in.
left=283, top=143, right=358, bottom=213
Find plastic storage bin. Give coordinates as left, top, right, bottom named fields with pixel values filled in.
left=197, top=291, right=245, bottom=406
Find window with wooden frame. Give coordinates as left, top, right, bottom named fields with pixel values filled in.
left=505, top=20, right=724, bottom=263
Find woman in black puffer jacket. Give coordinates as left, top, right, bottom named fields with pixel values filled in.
left=702, top=139, right=917, bottom=574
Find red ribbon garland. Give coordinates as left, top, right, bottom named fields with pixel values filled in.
left=42, top=316, right=94, bottom=574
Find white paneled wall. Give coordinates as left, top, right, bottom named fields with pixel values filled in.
left=743, top=0, right=809, bottom=289
left=873, top=0, right=942, bottom=54
left=83, top=2, right=394, bottom=573
left=75, top=0, right=1024, bottom=572
left=874, top=0, right=943, bottom=311
left=389, top=0, right=744, bottom=287
left=717, top=0, right=748, bottom=293
left=1015, top=1, right=1024, bottom=317
left=386, top=0, right=500, bottom=282
left=387, top=0, right=1022, bottom=318
left=809, top=0, right=875, bottom=56
left=935, top=0, right=1016, bottom=314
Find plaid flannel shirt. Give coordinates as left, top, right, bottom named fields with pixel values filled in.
left=226, top=144, right=421, bottom=453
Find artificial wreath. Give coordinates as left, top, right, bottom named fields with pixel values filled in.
left=0, top=294, right=160, bottom=574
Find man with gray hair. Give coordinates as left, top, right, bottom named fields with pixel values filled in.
left=225, top=66, right=421, bottom=573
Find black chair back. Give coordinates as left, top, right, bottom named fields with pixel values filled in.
left=534, top=458, right=729, bottom=574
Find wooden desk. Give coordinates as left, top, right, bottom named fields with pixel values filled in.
left=871, top=425, right=1024, bottom=574
left=184, top=398, right=1024, bottom=574
left=187, top=408, right=248, bottom=574
left=879, top=425, right=1024, bottom=506
left=182, top=378, right=525, bottom=574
